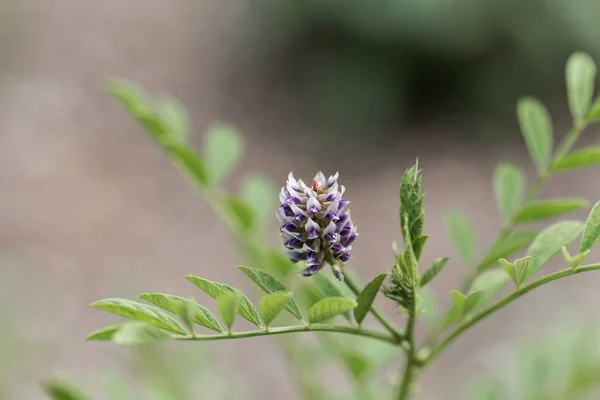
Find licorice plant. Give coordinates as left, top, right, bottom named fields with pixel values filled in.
left=76, top=52, right=600, bottom=399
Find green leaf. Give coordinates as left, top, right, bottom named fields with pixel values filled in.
left=493, top=163, right=525, bottom=219
left=179, top=297, right=198, bottom=335
left=163, top=143, right=209, bottom=187
left=238, top=266, right=303, bottom=321
left=258, top=292, right=292, bottom=327
left=478, top=230, right=538, bottom=270
left=514, top=198, right=589, bottom=222
left=43, top=380, right=91, bottom=400
left=112, top=322, right=171, bottom=345
left=224, top=196, right=255, bottom=231
left=445, top=211, right=477, bottom=264
left=312, top=274, right=352, bottom=321
left=463, top=290, right=483, bottom=316
left=204, top=122, right=243, bottom=184
left=308, top=297, right=358, bottom=323
left=185, top=275, right=262, bottom=326
left=517, top=97, right=553, bottom=171
left=551, top=147, right=600, bottom=171
left=340, top=351, right=372, bottom=381
left=399, top=161, right=426, bottom=258
left=354, top=273, right=388, bottom=325
left=586, top=98, right=600, bottom=121
left=526, top=220, right=584, bottom=279
left=265, top=250, right=295, bottom=277
left=158, top=95, right=189, bottom=144
left=217, top=292, right=240, bottom=332
left=241, top=174, right=275, bottom=228
left=90, top=298, right=186, bottom=334
left=499, top=258, right=518, bottom=285
left=86, top=324, right=123, bottom=341
left=580, top=201, right=600, bottom=252
left=513, top=256, right=532, bottom=286
left=470, top=269, right=510, bottom=308
left=419, top=256, right=449, bottom=287
left=412, top=235, right=429, bottom=261
left=451, top=290, right=466, bottom=310
left=139, top=293, right=223, bottom=333
left=561, top=246, right=590, bottom=270
left=566, top=52, right=597, bottom=119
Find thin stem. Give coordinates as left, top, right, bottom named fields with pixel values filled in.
left=177, top=324, right=400, bottom=345
left=398, top=353, right=415, bottom=400
left=427, top=263, right=600, bottom=362
left=343, top=274, right=405, bottom=340
left=397, top=270, right=418, bottom=399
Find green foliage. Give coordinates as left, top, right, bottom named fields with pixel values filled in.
left=493, top=163, right=525, bottom=220
left=354, top=273, right=387, bottom=325
left=551, top=147, right=600, bottom=171
left=451, top=290, right=482, bottom=318
left=419, top=256, right=449, bottom=287
left=139, top=293, right=223, bottom=332
left=185, top=276, right=262, bottom=326
left=238, top=266, right=303, bottom=321
left=217, top=292, right=240, bottom=332
left=204, top=122, right=244, bottom=185
left=399, top=161, right=426, bottom=259
left=241, top=174, right=276, bottom=228
left=259, top=292, right=293, bottom=327
left=90, top=298, right=186, bottom=334
left=566, top=52, right=597, bottom=120
left=517, top=97, right=553, bottom=172
left=158, top=95, right=189, bottom=145
left=478, top=231, right=538, bottom=270
left=308, top=297, right=358, bottom=323
left=446, top=211, right=477, bottom=264
left=513, top=198, right=589, bottom=222
left=499, top=256, right=532, bottom=288
left=113, top=322, right=171, bottom=345
left=86, top=324, right=123, bottom=341
left=580, top=200, right=600, bottom=252
left=469, top=269, right=510, bottom=309
left=43, top=380, right=91, bottom=400
left=525, top=220, right=584, bottom=279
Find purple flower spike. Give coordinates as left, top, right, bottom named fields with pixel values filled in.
left=277, top=171, right=357, bottom=279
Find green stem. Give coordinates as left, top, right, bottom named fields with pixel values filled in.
left=397, top=269, right=418, bottom=399
left=343, top=274, right=405, bottom=340
left=427, top=263, right=600, bottom=362
left=397, top=353, right=416, bottom=400
left=177, top=324, right=400, bottom=345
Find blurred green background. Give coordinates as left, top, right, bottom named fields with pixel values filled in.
left=1, top=0, right=600, bottom=399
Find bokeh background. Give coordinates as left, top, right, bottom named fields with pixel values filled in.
left=2, top=0, right=600, bottom=398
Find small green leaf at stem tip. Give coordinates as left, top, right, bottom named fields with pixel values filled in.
left=185, top=275, right=262, bottom=326
left=43, top=380, right=92, bottom=400
left=517, top=97, right=553, bottom=172
left=419, top=256, right=449, bottom=287
left=561, top=246, right=590, bottom=270
left=513, top=198, right=589, bottom=222
left=259, top=292, right=293, bottom=327
left=551, top=147, right=600, bottom=172
left=399, top=161, right=425, bottom=257
left=217, top=292, right=240, bottom=332
left=204, top=122, right=244, bottom=184
left=354, top=273, right=388, bottom=325
left=308, top=297, right=358, bottom=323
left=566, top=51, right=597, bottom=119
left=499, top=258, right=517, bottom=285
left=526, top=220, right=584, bottom=280
left=463, top=291, right=483, bottom=316
left=238, top=266, right=303, bottom=321
left=493, top=163, right=525, bottom=220
left=445, top=211, right=477, bottom=264
left=89, top=298, right=186, bottom=335
left=580, top=201, right=600, bottom=253
left=112, top=322, right=171, bottom=345
left=139, top=293, right=223, bottom=333
left=478, top=231, right=538, bottom=270
left=513, top=256, right=532, bottom=286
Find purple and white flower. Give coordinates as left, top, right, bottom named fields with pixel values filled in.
left=276, top=171, right=357, bottom=281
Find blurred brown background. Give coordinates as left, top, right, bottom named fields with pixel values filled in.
left=2, top=0, right=600, bottom=398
